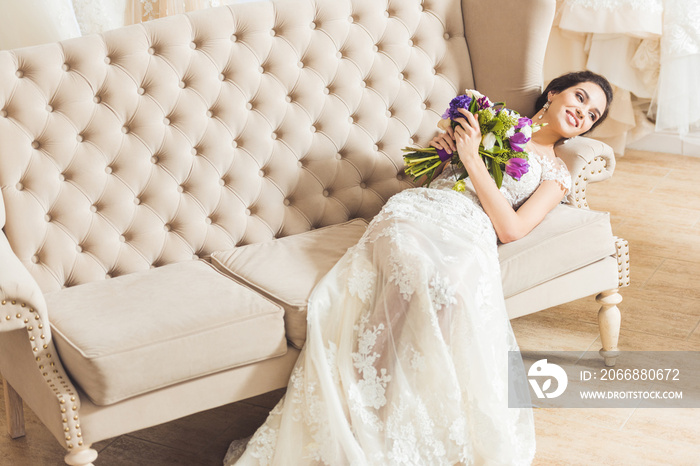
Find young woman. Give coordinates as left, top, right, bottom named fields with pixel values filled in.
left=226, top=71, right=613, bottom=466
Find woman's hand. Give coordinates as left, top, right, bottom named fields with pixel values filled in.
left=429, top=124, right=456, bottom=154
left=452, top=108, right=482, bottom=165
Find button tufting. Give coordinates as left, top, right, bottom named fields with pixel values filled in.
left=46, top=105, right=53, bottom=112
left=421, top=102, right=427, bottom=110
left=283, top=198, right=291, bottom=206
left=258, top=170, right=265, bottom=177
left=244, top=208, right=251, bottom=216
left=58, top=174, right=65, bottom=181
left=163, top=117, right=170, bottom=125
left=192, top=254, right=199, bottom=260
left=163, top=224, right=171, bottom=232
left=323, top=87, right=330, bottom=95
left=336, top=51, right=343, bottom=59
left=230, top=34, right=237, bottom=42
left=119, top=235, right=126, bottom=243
left=205, top=217, right=212, bottom=225
left=232, top=140, right=238, bottom=148
left=322, top=190, right=330, bottom=197
left=121, top=126, right=129, bottom=134
left=360, top=182, right=367, bottom=189
left=310, top=22, right=316, bottom=29
left=133, top=197, right=140, bottom=205
left=76, top=134, right=83, bottom=142
left=372, top=45, right=378, bottom=53
left=258, top=66, right=264, bottom=74
left=179, top=81, right=186, bottom=89
left=0, top=109, right=6, bottom=118
left=398, top=73, right=404, bottom=80
left=297, top=161, right=303, bottom=168
left=147, top=47, right=155, bottom=55
left=93, top=95, right=101, bottom=104
left=31, top=141, right=40, bottom=149
left=285, top=95, right=292, bottom=103
left=348, top=15, right=354, bottom=23
left=397, top=173, right=404, bottom=180
left=246, top=102, right=253, bottom=110
left=419, top=5, right=424, bottom=11
left=104, top=57, right=111, bottom=64
left=310, top=125, right=316, bottom=133
left=219, top=178, right=225, bottom=186
left=206, top=110, right=213, bottom=118
left=373, top=144, right=379, bottom=151
left=137, top=87, right=145, bottom=95
left=219, top=73, right=225, bottom=81
left=269, top=29, right=276, bottom=36
left=271, top=132, right=277, bottom=140
left=15, top=70, right=23, bottom=78
left=384, top=10, right=390, bottom=17
left=105, top=166, right=113, bottom=174
left=90, top=205, right=97, bottom=213
left=31, top=255, right=39, bottom=264
left=105, top=273, right=111, bottom=279
left=408, top=39, right=414, bottom=46
left=177, top=185, right=185, bottom=193
left=150, top=156, right=158, bottom=164
left=443, top=32, right=451, bottom=40
left=75, top=245, right=82, bottom=253
left=361, top=80, right=367, bottom=88
left=348, top=116, right=354, bottom=124
left=409, top=137, right=415, bottom=144
left=297, top=61, right=304, bottom=69
left=386, top=110, right=392, bottom=118
left=44, top=214, right=51, bottom=222
left=336, top=153, right=342, bottom=160
left=432, top=68, right=437, bottom=75
left=190, top=42, right=197, bottom=50
left=191, top=148, right=197, bottom=156
left=15, top=183, right=23, bottom=191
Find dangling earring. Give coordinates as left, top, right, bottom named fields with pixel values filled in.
left=538, top=101, right=550, bottom=120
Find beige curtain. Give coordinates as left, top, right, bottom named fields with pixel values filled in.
left=126, top=0, right=219, bottom=24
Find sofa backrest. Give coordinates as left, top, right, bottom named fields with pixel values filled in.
left=0, top=0, right=553, bottom=293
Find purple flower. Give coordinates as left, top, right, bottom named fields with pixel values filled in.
left=441, top=94, right=472, bottom=120
left=515, top=117, right=532, bottom=130
left=477, top=96, right=492, bottom=109
left=436, top=147, right=452, bottom=162
left=505, top=158, right=529, bottom=180
left=509, top=131, right=530, bottom=152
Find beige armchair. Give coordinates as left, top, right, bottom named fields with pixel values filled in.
left=0, top=0, right=626, bottom=464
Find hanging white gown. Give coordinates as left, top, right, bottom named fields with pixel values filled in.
left=225, top=152, right=572, bottom=466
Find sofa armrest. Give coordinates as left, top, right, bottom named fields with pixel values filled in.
left=555, top=136, right=616, bottom=209
left=0, top=229, right=51, bottom=338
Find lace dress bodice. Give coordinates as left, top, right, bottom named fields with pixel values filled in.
left=429, top=151, right=572, bottom=210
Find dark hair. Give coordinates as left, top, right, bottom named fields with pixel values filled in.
left=535, top=71, right=613, bottom=133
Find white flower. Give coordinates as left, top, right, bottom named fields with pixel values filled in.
left=519, top=125, right=532, bottom=138
left=465, top=89, right=484, bottom=99
left=481, top=132, right=496, bottom=150
left=505, top=127, right=515, bottom=138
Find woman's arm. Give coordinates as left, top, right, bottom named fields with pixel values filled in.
left=453, top=109, right=566, bottom=243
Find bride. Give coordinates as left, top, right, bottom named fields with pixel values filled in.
left=225, top=71, right=612, bottom=466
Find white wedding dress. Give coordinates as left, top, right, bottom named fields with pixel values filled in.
left=225, top=152, right=571, bottom=466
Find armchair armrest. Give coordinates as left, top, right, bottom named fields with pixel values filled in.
left=555, top=136, right=616, bottom=209
left=0, top=229, right=51, bottom=338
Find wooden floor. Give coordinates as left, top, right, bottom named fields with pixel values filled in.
left=2, top=149, right=700, bottom=465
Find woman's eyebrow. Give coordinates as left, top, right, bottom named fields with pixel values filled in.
left=578, top=88, right=602, bottom=118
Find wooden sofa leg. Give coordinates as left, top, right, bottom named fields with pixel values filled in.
left=64, top=445, right=99, bottom=466
left=596, top=289, right=622, bottom=367
left=2, top=378, right=26, bottom=439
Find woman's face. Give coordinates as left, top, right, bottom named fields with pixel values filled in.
left=545, top=82, right=607, bottom=138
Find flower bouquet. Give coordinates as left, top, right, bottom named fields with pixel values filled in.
left=402, top=90, right=544, bottom=189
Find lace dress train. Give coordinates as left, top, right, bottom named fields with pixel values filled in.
left=226, top=153, right=571, bottom=465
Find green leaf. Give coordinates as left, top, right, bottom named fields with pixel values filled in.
left=492, top=163, right=503, bottom=188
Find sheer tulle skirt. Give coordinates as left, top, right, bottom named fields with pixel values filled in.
left=226, top=187, right=536, bottom=466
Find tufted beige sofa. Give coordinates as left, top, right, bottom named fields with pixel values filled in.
left=0, top=0, right=629, bottom=464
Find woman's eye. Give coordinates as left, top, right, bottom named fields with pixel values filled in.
left=589, top=112, right=596, bottom=121
left=577, top=93, right=583, bottom=102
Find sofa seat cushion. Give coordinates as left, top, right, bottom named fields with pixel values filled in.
left=46, top=261, right=286, bottom=406
left=499, top=204, right=616, bottom=298
left=210, top=218, right=368, bottom=349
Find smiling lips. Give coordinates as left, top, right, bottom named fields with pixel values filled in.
left=566, top=110, right=580, bottom=128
